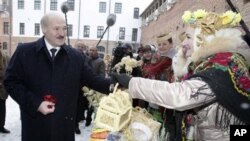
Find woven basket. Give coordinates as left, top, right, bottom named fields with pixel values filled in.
left=126, top=107, right=161, bottom=141
left=95, top=84, right=132, bottom=132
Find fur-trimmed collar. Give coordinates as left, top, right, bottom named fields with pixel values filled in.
left=172, top=28, right=249, bottom=79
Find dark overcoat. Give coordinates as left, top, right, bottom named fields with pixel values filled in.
left=4, top=37, right=110, bottom=141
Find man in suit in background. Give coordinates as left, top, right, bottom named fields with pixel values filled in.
left=0, top=50, right=10, bottom=134
left=81, top=46, right=106, bottom=127
left=88, top=46, right=105, bottom=77
left=74, top=41, right=93, bottom=134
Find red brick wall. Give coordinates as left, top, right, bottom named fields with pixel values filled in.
left=141, top=0, right=250, bottom=46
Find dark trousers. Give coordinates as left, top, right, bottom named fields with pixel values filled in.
left=0, top=99, right=6, bottom=128
left=75, top=94, right=93, bottom=127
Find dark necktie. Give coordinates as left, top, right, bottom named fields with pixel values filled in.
left=50, top=48, right=57, bottom=61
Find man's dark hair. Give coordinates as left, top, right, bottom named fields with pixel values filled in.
left=111, top=44, right=133, bottom=69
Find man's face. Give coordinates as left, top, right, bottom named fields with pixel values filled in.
left=76, top=42, right=85, bottom=53
left=42, top=17, right=67, bottom=47
left=89, top=47, right=98, bottom=58
left=77, top=45, right=84, bottom=53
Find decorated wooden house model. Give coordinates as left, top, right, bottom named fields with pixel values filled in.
left=95, top=88, right=132, bottom=132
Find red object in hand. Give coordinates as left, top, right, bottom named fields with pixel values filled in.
left=43, top=95, right=56, bottom=108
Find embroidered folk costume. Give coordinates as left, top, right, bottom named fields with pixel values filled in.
left=126, top=9, right=250, bottom=141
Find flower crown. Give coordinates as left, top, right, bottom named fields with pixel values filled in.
left=182, top=9, right=242, bottom=35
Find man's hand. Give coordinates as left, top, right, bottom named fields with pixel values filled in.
left=111, top=73, right=132, bottom=88
left=38, top=101, right=55, bottom=115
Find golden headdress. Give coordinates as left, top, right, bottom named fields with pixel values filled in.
left=182, top=9, right=242, bottom=47
left=156, top=31, right=172, bottom=43
left=182, top=9, right=242, bottom=35
left=178, top=32, right=186, bottom=42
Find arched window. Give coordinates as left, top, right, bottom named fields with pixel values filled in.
left=99, top=53, right=104, bottom=59
left=244, top=0, right=250, bottom=4
left=97, top=46, right=105, bottom=52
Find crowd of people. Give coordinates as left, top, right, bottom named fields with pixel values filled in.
left=112, top=10, right=250, bottom=141
left=1, top=7, right=250, bottom=141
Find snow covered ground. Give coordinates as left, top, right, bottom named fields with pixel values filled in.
left=0, top=97, right=93, bottom=141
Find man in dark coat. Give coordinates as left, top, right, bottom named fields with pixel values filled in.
left=88, top=46, right=105, bottom=76
left=74, top=40, right=92, bottom=134
left=0, top=50, right=10, bottom=134
left=86, top=46, right=106, bottom=124
left=3, top=12, right=110, bottom=141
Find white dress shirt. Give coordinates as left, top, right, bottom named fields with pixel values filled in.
left=44, top=38, right=61, bottom=57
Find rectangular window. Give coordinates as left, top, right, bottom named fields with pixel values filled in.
left=134, top=8, right=139, bottom=19
left=34, top=23, right=40, bottom=35
left=244, top=0, right=250, bottom=4
left=50, top=0, right=57, bottom=10
left=132, top=28, right=138, bottom=41
left=18, top=0, right=24, bottom=9
left=114, top=3, right=122, bottom=14
left=119, top=27, right=125, bottom=40
left=3, top=0, right=8, bottom=5
left=99, top=2, right=106, bottom=13
left=19, top=23, right=25, bottom=35
left=97, top=26, right=104, bottom=38
left=34, top=0, right=41, bottom=10
left=83, top=25, right=90, bottom=38
left=67, top=0, right=74, bottom=11
left=3, top=22, right=9, bottom=35
left=68, top=24, right=73, bottom=36
left=3, top=42, right=7, bottom=50
left=155, top=3, right=158, bottom=9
